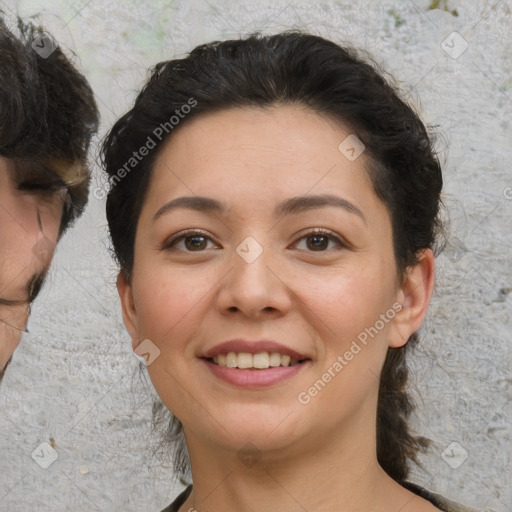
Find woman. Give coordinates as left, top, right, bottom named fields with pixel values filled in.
left=101, top=31, right=492, bottom=512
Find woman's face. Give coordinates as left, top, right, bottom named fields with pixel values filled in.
left=0, top=159, right=65, bottom=372
left=119, top=105, right=429, bottom=459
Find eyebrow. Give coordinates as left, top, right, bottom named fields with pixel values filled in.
left=152, top=194, right=366, bottom=225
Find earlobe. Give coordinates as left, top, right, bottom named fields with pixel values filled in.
left=116, top=270, right=139, bottom=351
left=388, top=249, right=435, bottom=348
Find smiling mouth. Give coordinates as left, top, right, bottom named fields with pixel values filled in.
left=204, top=351, right=310, bottom=370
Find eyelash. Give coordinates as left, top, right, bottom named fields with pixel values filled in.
left=163, top=228, right=346, bottom=253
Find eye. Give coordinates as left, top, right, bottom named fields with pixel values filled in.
left=163, top=228, right=346, bottom=253
left=163, top=230, right=219, bottom=252
left=293, top=229, right=345, bottom=252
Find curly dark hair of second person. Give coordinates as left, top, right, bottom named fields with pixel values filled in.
left=0, top=14, right=99, bottom=237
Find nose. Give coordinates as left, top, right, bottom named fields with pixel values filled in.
left=215, top=236, right=292, bottom=320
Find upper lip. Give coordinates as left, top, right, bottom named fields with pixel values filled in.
left=201, top=339, right=310, bottom=361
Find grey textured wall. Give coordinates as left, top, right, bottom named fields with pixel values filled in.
left=0, top=0, right=510, bottom=511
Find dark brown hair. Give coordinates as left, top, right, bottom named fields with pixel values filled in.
left=0, top=15, right=99, bottom=237
left=101, top=30, right=445, bottom=483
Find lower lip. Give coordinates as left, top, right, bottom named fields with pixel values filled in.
left=201, top=359, right=310, bottom=388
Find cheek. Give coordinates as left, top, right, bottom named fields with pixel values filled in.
left=0, top=197, right=60, bottom=272
left=293, top=261, right=396, bottom=344
left=0, top=328, right=23, bottom=369
left=0, top=238, right=40, bottom=292
left=39, top=199, right=64, bottom=243
left=131, top=264, right=218, bottom=418
left=131, top=261, right=217, bottom=344
left=294, top=268, right=393, bottom=412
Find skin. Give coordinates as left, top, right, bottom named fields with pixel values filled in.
left=0, top=157, right=65, bottom=373
left=118, top=105, right=438, bottom=511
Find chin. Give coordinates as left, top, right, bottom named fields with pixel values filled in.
left=204, top=406, right=308, bottom=450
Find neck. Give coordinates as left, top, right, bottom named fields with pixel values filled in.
left=180, top=411, right=408, bottom=511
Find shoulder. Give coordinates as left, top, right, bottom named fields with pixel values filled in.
left=402, top=480, right=495, bottom=512
left=161, top=482, right=495, bottom=512
left=160, top=484, right=193, bottom=512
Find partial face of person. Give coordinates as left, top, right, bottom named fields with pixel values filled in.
left=0, top=158, right=66, bottom=373
left=119, top=105, right=430, bottom=457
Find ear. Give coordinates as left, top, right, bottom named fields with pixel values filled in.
left=116, top=270, right=140, bottom=351
left=388, top=248, right=435, bottom=348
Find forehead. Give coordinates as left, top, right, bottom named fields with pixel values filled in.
left=158, top=104, right=347, bottom=164
left=147, top=105, right=375, bottom=210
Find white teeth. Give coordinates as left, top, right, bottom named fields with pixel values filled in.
left=269, top=352, right=281, bottom=367
left=211, top=351, right=304, bottom=369
left=225, top=352, right=238, bottom=368
left=253, top=352, right=269, bottom=369
left=237, top=352, right=252, bottom=369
